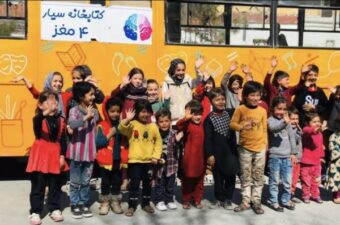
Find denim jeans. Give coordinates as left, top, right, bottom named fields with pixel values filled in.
left=268, top=157, right=292, bottom=205
left=154, top=173, right=176, bottom=204
left=69, top=160, right=93, bottom=206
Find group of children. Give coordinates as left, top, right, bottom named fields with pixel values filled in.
left=17, top=56, right=340, bottom=225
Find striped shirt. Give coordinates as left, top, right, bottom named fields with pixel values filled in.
left=66, top=105, right=99, bottom=162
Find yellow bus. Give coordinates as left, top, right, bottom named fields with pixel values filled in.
left=0, top=0, right=339, bottom=157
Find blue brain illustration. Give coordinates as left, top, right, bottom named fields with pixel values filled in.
left=124, top=14, right=138, bottom=41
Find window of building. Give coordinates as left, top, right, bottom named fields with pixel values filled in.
left=0, top=0, right=26, bottom=39
left=166, top=0, right=340, bottom=48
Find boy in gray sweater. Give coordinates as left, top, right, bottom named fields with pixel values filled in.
left=267, top=97, right=297, bottom=212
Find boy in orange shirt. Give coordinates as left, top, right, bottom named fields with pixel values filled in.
left=230, top=81, right=268, bottom=214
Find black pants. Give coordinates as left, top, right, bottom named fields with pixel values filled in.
left=100, top=161, right=122, bottom=195
left=29, top=172, right=61, bottom=214
left=128, top=163, right=152, bottom=209
left=154, top=172, right=176, bottom=204
left=212, top=166, right=236, bottom=202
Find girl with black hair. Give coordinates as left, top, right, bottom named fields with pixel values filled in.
left=118, top=99, right=162, bottom=216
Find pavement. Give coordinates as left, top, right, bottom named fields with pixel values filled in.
left=0, top=178, right=339, bottom=225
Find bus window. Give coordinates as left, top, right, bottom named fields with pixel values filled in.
left=0, top=0, right=26, bottom=39
left=108, top=0, right=151, bottom=8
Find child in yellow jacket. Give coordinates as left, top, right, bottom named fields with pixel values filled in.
left=118, top=99, right=162, bottom=216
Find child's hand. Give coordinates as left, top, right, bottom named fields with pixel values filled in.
left=301, top=64, right=310, bottom=74
left=12, top=75, right=25, bottom=83
left=207, top=156, right=215, bottom=167
left=242, top=119, right=253, bottom=131
left=158, top=158, right=166, bottom=165
left=185, top=108, right=193, bottom=120
left=125, top=108, right=136, bottom=121
left=12, top=75, right=32, bottom=88
left=271, top=56, right=278, bottom=68
left=84, top=105, right=95, bottom=120
left=296, top=123, right=303, bottom=132
left=107, top=127, right=116, bottom=138
left=120, top=76, right=130, bottom=89
left=60, top=156, right=66, bottom=170
left=85, top=76, right=99, bottom=88
left=163, top=90, right=171, bottom=100
left=327, top=85, right=336, bottom=94
left=151, top=158, right=158, bottom=165
left=66, top=125, right=73, bottom=135
left=302, top=103, right=315, bottom=112
left=283, top=112, right=290, bottom=124
left=320, top=158, right=326, bottom=163
left=321, top=120, right=328, bottom=131
left=195, top=55, right=204, bottom=69
left=228, top=61, right=238, bottom=73
left=175, top=131, right=184, bottom=142
left=241, top=64, right=251, bottom=75
left=290, top=155, right=297, bottom=164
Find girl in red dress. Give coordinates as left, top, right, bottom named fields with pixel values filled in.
left=176, top=100, right=206, bottom=209
left=26, top=90, right=68, bottom=225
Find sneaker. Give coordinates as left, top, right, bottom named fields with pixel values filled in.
left=282, top=201, right=295, bottom=210
left=71, top=205, right=83, bottom=219
left=156, top=202, right=167, bottom=211
left=291, top=196, right=301, bottom=204
left=209, top=201, right=224, bottom=209
left=29, top=213, right=42, bottom=225
left=49, top=210, right=64, bottom=222
left=303, top=198, right=310, bottom=204
left=167, top=202, right=177, bottom=210
left=142, top=205, right=155, bottom=214
left=269, top=203, right=284, bottom=212
left=224, top=200, right=233, bottom=210
left=311, top=197, right=323, bottom=204
left=82, top=206, right=93, bottom=218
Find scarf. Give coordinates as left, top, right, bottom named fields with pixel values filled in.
left=111, top=120, right=121, bottom=160
left=45, top=115, right=60, bottom=142
left=43, top=72, right=65, bottom=117
left=209, top=110, right=231, bottom=137
left=171, top=75, right=184, bottom=85
left=125, top=83, right=147, bottom=100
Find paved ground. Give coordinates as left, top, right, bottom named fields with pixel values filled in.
left=0, top=179, right=339, bottom=225
left=0, top=158, right=339, bottom=225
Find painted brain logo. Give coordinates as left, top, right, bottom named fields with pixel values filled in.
left=124, top=14, right=152, bottom=41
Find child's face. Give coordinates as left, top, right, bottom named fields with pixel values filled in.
left=273, top=103, right=287, bottom=119
left=137, top=109, right=150, bottom=124
left=191, top=113, right=202, bottom=125
left=231, top=80, right=241, bottom=93
left=244, top=91, right=261, bottom=107
left=157, top=115, right=171, bottom=132
left=211, top=94, right=225, bottom=111
left=39, top=95, right=58, bottom=115
left=174, top=63, right=185, bottom=81
left=82, top=88, right=95, bottom=106
left=72, top=71, right=83, bottom=83
left=51, top=74, right=63, bottom=92
left=289, top=113, right=299, bottom=128
left=205, top=81, right=214, bottom=93
left=278, top=77, right=290, bottom=89
left=147, top=83, right=159, bottom=100
left=130, top=73, right=143, bottom=88
left=309, top=116, right=321, bottom=130
left=305, top=71, right=318, bottom=85
left=108, top=105, right=121, bottom=121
